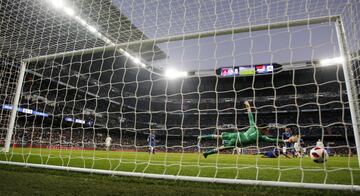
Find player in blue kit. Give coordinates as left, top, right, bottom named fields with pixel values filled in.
left=147, top=132, right=156, bottom=154
left=261, top=146, right=290, bottom=158
left=282, top=127, right=293, bottom=157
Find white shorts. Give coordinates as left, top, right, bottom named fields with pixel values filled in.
left=294, top=143, right=301, bottom=152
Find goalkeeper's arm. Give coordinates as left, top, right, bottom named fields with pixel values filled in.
left=244, top=101, right=255, bottom=128
left=283, top=135, right=300, bottom=143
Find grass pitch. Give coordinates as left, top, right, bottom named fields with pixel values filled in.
left=1, top=164, right=359, bottom=196
left=0, top=148, right=359, bottom=185
left=0, top=148, right=359, bottom=195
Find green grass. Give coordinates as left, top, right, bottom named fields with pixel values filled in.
left=1, top=164, right=359, bottom=196
left=0, top=148, right=359, bottom=195
left=1, top=148, right=359, bottom=185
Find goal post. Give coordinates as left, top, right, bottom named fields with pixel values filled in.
left=19, top=14, right=360, bottom=168
left=2, top=14, right=360, bottom=190
left=3, top=61, right=27, bottom=153
left=334, top=17, right=360, bottom=168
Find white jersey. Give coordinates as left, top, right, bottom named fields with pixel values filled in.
left=105, top=137, right=112, bottom=146
left=316, top=140, right=324, bottom=148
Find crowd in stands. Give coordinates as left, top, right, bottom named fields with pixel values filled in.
left=0, top=75, right=356, bottom=156
left=1, top=121, right=355, bottom=156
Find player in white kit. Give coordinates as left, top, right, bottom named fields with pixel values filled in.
left=105, top=136, right=112, bottom=151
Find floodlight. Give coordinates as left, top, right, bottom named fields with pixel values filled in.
left=50, top=0, right=65, bottom=9
left=64, top=7, right=75, bottom=16
left=320, top=56, right=345, bottom=66
left=165, top=69, right=188, bottom=79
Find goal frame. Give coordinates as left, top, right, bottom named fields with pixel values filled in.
left=1, top=15, right=360, bottom=191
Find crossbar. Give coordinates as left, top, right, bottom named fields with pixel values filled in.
left=22, top=15, right=340, bottom=63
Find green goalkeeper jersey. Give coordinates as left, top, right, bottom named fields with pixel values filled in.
left=221, top=112, right=280, bottom=147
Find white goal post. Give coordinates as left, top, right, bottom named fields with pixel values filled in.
left=1, top=11, right=360, bottom=191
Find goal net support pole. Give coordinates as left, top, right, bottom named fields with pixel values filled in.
left=335, top=17, right=360, bottom=168
left=3, top=61, right=27, bottom=153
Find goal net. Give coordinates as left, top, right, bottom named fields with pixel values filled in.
left=1, top=0, right=360, bottom=190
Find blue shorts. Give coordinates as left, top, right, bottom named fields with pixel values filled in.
left=263, top=151, right=277, bottom=158
left=285, top=142, right=293, bottom=148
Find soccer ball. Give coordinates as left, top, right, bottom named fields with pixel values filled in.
left=310, top=146, right=329, bottom=163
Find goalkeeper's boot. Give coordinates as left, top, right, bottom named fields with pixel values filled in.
left=203, top=149, right=218, bottom=158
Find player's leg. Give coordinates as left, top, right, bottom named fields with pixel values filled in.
left=197, top=134, right=222, bottom=140
left=282, top=145, right=287, bottom=155
left=149, top=146, right=153, bottom=154
left=203, top=138, right=235, bottom=158
left=290, top=144, right=295, bottom=157
left=232, top=147, right=241, bottom=155
left=203, top=146, right=227, bottom=158
left=262, top=151, right=276, bottom=158
left=282, top=153, right=291, bottom=158
left=197, top=134, right=222, bottom=149
left=294, top=143, right=300, bottom=157
left=302, top=147, right=307, bottom=156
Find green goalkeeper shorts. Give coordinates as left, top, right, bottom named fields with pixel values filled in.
left=221, top=132, right=239, bottom=147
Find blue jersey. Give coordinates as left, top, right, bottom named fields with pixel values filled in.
left=263, top=148, right=280, bottom=158
left=282, top=131, right=293, bottom=148
left=147, top=134, right=156, bottom=147
left=282, top=131, right=292, bottom=140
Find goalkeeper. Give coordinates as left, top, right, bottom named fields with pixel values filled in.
left=198, top=101, right=283, bottom=158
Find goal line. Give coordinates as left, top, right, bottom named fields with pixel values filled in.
left=0, top=160, right=359, bottom=191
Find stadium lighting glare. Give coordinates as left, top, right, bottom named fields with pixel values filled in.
left=87, top=25, right=97, bottom=33
left=64, top=7, right=75, bottom=16
left=320, top=56, right=345, bottom=66
left=123, top=51, right=131, bottom=57
left=49, top=0, right=65, bottom=9
left=132, top=57, right=141, bottom=64
left=165, top=69, right=188, bottom=79
left=103, top=38, right=113, bottom=45
left=76, top=17, right=87, bottom=25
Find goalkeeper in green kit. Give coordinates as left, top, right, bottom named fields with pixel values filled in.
left=198, top=101, right=283, bottom=158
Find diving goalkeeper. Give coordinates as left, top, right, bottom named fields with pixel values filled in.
left=198, top=101, right=283, bottom=158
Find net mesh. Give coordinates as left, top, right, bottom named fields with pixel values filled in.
left=0, top=0, right=360, bottom=187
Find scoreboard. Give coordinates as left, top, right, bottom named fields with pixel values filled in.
left=216, top=63, right=281, bottom=77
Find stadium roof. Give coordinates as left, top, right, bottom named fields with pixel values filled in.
left=0, top=0, right=167, bottom=62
